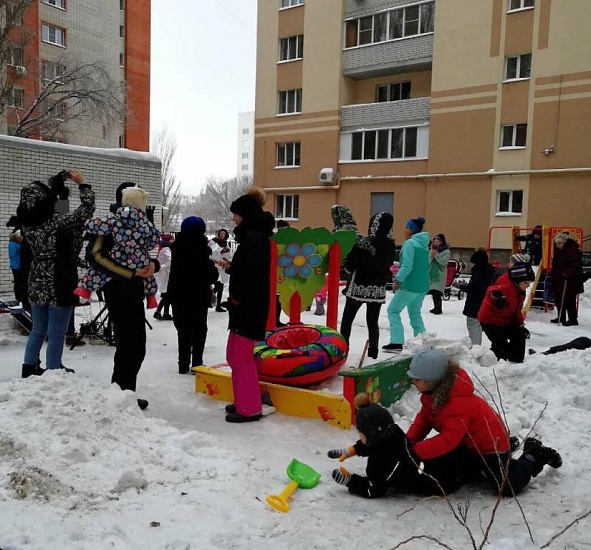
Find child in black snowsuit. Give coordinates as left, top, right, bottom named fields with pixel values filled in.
left=327, top=393, right=465, bottom=498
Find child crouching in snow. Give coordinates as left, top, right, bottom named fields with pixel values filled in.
left=75, top=186, right=161, bottom=308
left=405, top=348, right=562, bottom=496
left=328, top=393, right=465, bottom=498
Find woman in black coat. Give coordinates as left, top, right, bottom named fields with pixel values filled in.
left=462, top=246, right=496, bottom=346
left=167, top=217, right=219, bottom=373
left=339, top=212, right=397, bottom=360
left=550, top=233, right=584, bottom=325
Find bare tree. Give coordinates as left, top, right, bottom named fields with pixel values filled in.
left=0, top=0, right=34, bottom=115
left=200, top=175, right=251, bottom=228
left=11, top=59, right=127, bottom=140
left=152, top=125, right=182, bottom=232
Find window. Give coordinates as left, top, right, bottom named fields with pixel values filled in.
left=505, top=53, right=531, bottom=80
left=497, top=190, right=523, bottom=214
left=120, top=0, right=125, bottom=10
left=276, top=141, right=300, bottom=167
left=41, top=61, right=66, bottom=82
left=241, top=164, right=249, bottom=171
left=242, top=128, right=249, bottom=135
left=119, top=25, right=125, bottom=38
left=119, top=53, right=125, bottom=67
left=377, top=81, right=411, bottom=102
left=41, top=24, right=66, bottom=46
left=8, top=45, right=23, bottom=66
left=281, top=0, right=304, bottom=8
left=241, top=140, right=249, bottom=147
left=45, top=101, right=65, bottom=120
left=12, top=10, right=23, bottom=26
left=351, top=127, right=418, bottom=160
left=242, top=152, right=249, bottom=159
left=278, top=89, right=302, bottom=115
left=280, top=35, right=303, bottom=61
left=501, top=123, right=527, bottom=147
left=346, top=1, right=434, bottom=48
left=43, top=0, right=66, bottom=9
left=276, top=194, right=299, bottom=219
left=7, top=88, right=24, bottom=109
left=119, top=135, right=125, bottom=148
left=509, top=0, right=534, bottom=11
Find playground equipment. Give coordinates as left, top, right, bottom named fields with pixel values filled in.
left=266, top=459, right=321, bottom=513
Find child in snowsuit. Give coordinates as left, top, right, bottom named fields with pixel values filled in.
left=405, top=347, right=562, bottom=496
left=75, top=186, right=161, bottom=308
left=427, top=233, right=451, bottom=315
left=462, top=246, right=496, bottom=346
left=478, top=261, right=534, bottom=363
left=328, top=392, right=465, bottom=498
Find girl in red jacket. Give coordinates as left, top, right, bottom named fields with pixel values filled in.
left=477, top=261, right=535, bottom=363
left=406, top=348, right=562, bottom=496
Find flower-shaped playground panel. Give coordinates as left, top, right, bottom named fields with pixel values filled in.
left=278, top=243, right=322, bottom=279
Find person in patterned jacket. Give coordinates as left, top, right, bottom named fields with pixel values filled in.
left=74, top=186, right=161, bottom=308
left=16, top=169, right=95, bottom=378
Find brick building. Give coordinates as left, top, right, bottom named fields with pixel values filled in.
left=254, top=0, right=591, bottom=250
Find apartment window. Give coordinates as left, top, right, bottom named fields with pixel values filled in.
left=12, top=10, right=23, bottom=26
left=281, top=0, right=304, bottom=8
left=120, top=0, right=125, bottom=10
left=241, top=164, right=249, bottom=171
left=7, top=88, right=24, bottom=109
left=278, top=89, right=302, bottom=115
left=280, top=35, right=303, bottom=61
left=501, top=123, right=527, bottom=147
left=276, top=194, right=299, bottom=219
left=505, top=53, right=531, bottom=80
left=276, top=141, right=300, bottom=167
left=509, top=0, right=534, bottom=10
left=41, top=24, right=66, bottom=46
left=242, top=128, right=249, bottom=135
left=497, top=190, right=523, bottom=214
left=241, top=152, right=249, bottom=159
left=45, top=101, right=65, bottom=120
left=43, top=0, right=66, bottom=9
left=377, top=81, right=411, bottom=102
left=346, top=1, right=434, bottom=48
left=41, top=60, right=66, bottom=82
left=351, top=127, right=418, bottom=160
left=8, top=45, right=23, bottom=66
left=119, top=135, right=125, bottom=148
left=119, top=53, right=125, bottom=67
left=119, top=25, right=125, bottom=38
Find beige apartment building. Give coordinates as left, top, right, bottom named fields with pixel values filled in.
left=254, top=0, right=591, bottom=249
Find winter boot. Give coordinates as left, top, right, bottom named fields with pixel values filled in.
left=137, top=398, right=149, bottom=410
left=225, top=412, right=262, bottom=423
left=162, top=313, right=173, bottom=321
left=179, top=362, right=190, bottom=375
left=523, top=437, right=562, bottom=476
left=367, top=347, right=378, bottom=360
left=382, top=343, right=403, bottom=353
left=65, top=334, right=86, bottom=348
left=314, top=298, right=326, bottom=316
left=60, top=365, right=76, bottom=374
left=153, top=311, right=163, bottom=320
left=22, top=363, right=45, bottom=379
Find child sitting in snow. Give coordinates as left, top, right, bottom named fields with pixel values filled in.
left=75, top=186, right=161, bottom=308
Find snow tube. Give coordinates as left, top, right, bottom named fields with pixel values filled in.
left=254, top=324, right=348, bottom=386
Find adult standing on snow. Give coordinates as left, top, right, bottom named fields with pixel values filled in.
left=550, top=233, right=583, bottom=326
left=222, top=187, right=275, bottom=423
left=427, top=233, right=451, bottom=315
left=209, top=228, right=233, bottom=313
left=382, top=216, right=430, bottom=353
left=167, top=217, right=218, bottom=373
left=154, top=233, right=174, bottom=321
left=86, top=182, right=157, bottom=410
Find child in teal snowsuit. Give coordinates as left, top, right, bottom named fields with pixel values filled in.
left=383, top=217, right=430, bottom=352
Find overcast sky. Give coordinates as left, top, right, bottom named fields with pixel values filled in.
left=150, top=0, right=257, bottom=195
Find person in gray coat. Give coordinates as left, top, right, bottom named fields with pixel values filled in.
left=428, top=233, right=451, bottom=314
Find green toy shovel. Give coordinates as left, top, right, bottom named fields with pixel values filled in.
left=266, top=458, right=321, bottom=513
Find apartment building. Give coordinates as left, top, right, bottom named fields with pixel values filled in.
left=254, top=0, right=591, bottom=249
left=237, top=111, right=255, bottom=179
left=4, top=0, right=150, bottom=151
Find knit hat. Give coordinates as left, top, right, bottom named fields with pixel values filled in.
left=355, top=403, right=396, bottom=445
left=161, top=233, right=174, bottom=243
left=121, top=186, right=149, bottom=211
left=115, top=182, right=137, bottom=205
left=407, top=348, right=449, bottom=381
left=470, top=246, right=488, bottom=265
left=508, top=262, right=535, bottom=283
left=230, top=187, right=266, bottom=219
left=510, top=253, right=531, bottom=264
left=554, top=232, right=570, bottom=244
left=406, top=216, right=425, bottom=234
left=181, top=216, right=206, bottom=236
left=434, top=233, right=446, bottom=244
left=532, top=225, right=543, bottom=237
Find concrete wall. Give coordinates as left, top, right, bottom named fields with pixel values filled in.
left=0, top=135, right=161, bottom=293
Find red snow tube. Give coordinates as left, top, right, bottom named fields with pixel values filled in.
left=253, top=324, right=348, bottom=386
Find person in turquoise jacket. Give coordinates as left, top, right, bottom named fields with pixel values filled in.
left=383, top=217, right=429, bottom=352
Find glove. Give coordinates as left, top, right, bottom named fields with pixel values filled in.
left=490, top=290, right=507, bottom=309
left=331, top=467, right=351, bottom=487
left=522, top=326, right=530, bottom=339
left=327, top=447, right=356, bottom=462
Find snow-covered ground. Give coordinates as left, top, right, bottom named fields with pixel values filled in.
left=1, top=286, right=590, bottom=550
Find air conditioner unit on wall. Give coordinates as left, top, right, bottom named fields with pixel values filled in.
left=15, top=66, right=27, bottom=76
left=319, top=167, right=336, bottom=185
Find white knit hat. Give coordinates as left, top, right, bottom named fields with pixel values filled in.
left=121, top=186, right=149, bottom=211
left=510, top=253, right=530, bottom=264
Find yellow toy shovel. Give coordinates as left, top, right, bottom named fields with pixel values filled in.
left=266, top=458, right=321, bottom=513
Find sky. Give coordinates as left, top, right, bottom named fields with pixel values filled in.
left=1, top=283, right=590, bottom=548
left=150, top=0, right=257, bottom=195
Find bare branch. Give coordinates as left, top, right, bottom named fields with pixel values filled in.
left=391, top=535, right=454, bottom=550
left=540, top=509, right=591, bottom=549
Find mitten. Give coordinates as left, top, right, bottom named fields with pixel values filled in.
left=490, top=290, right=507, bottom=309
left=327, top=447, right=356, bottom=462
left=331, top=467, right=351, bottom=487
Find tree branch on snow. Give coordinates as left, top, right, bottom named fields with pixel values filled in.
left=541, top=509, right=591, bottom=548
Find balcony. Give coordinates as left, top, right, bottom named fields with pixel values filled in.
left=343, top=34, right=433, bottom=79
left=341, top=97, right=431, bottom=132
